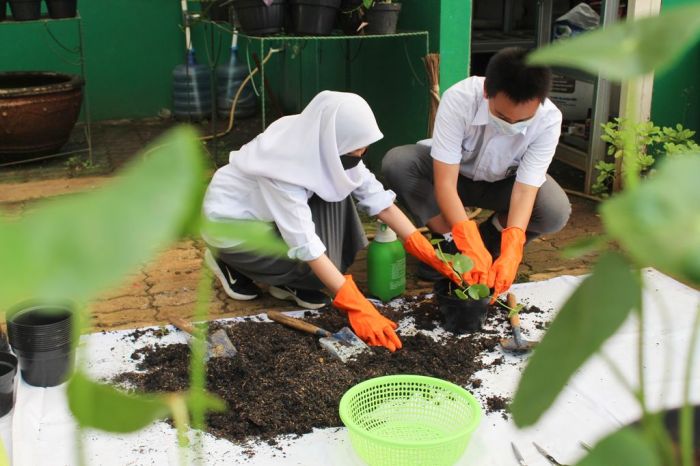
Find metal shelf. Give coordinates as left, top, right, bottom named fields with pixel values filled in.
left=235, top=30, right=430, bottom=129
left=0, top=12, right=93, bottom=167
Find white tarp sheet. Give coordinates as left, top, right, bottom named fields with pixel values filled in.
left=6, top=269, right=700, bottom=465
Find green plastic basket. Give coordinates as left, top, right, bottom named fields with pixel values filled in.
left=339, top=375, right=482, bottom=466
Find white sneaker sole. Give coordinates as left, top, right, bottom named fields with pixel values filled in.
left=268, top=286, right=328, bottom=310
left=204, top=250, right=258, bottom=301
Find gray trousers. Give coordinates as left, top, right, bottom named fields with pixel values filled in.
left=382, top=144, right=571, bottom=239
left=211, top=195, right=368, bottom=291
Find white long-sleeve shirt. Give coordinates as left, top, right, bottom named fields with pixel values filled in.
left=203, top=161, right=395, bottom=261
left=427, top=76, right=563, bottom=187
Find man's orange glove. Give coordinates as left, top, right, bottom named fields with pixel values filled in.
left=333, top=276, right=402, bottom=352
left=403, top=230, right=462, bottom=285
left=451, top=219, right=493, bottom=285
left=487, top=227, right=526, bottom=303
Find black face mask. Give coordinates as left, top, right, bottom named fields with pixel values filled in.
left=339, top=154, right=362, bottom=170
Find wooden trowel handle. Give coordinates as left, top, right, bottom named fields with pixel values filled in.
left=507, top=293, right=521, bottom=328
left=169, top=316, right=196, bottom=336
left=267, top=311, right=332, bottom=338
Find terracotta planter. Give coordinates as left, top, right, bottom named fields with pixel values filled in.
left=0, top=72, right=84, bottom=162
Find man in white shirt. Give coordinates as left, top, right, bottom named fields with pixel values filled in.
left=382, top=47, right=571, bottom=300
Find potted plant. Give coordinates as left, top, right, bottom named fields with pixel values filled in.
left=8, top=0, right=40, bottom=21
left=289, top=0, right=341, bottom=35
left=431, top=241, right=522, bottom=333
left=339, top=0, right=363, bottom=34
left=362, top=0, right=401, bottom=35
left=232, top=0, right=287, bottom=36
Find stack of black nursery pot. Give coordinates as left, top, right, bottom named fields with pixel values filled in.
left=5, top=0, right=76, bottom=21
left=6, top=302, right=75, bottom=388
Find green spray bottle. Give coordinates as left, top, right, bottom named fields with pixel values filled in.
left=367, top=220, right=406, bottom=302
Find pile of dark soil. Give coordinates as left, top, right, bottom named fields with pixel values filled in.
left=114, top=295, right=518, bottom=445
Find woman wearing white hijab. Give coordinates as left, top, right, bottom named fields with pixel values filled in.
left=203, top=91, right=459, bottom=352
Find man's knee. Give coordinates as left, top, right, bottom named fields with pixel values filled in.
left=381, top=144, right=428, bottom=187
left=534, top=178, right=572, bottom=234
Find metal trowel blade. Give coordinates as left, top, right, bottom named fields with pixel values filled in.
left=319, top=327, right=370, bottom=363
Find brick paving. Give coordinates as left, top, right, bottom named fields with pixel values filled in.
left=0, top=120, right=603, bottom=331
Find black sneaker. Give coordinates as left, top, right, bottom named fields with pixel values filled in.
left=417, top=236, right=459, bottom=282
left=204, top=249, right=261, bottom=300
left=268, top=285, right=330, bottom=310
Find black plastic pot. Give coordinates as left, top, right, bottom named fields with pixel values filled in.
left=6, top=303, right=75, bottom=387
left=289, top=0, right=340, bottom=35
left=7, top=304, right=73, bottom=352
left=46, top=0, right=77, bottom=18
left=0, top=353, right=17, bottom=417
left=364, top=1, right=401, bottom=35
left=8, top=0, right=40, bottom=20
left=434, top=279, right=489, bottom=333
left=233, top=0, right=286, bottom=36
left=14, top=344, right=74, bottom=387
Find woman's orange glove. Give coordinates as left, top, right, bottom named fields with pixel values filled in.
left=403, top=230, right=462, bottom=285
left=332, top=276, right=402, bottom=352
left=487, top=227, right=526, bottom=303
left=451, top=219, right=493, bottom=285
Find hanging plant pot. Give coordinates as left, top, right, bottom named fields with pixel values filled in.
left=289, top=0, right=341, bottom=36
left=433, top=279, right=489, bottom=334
left=365, top=1, right=401, bottom=35
left=46, top=0, right=77, bottom=19
left=232, top=0, right=287, bottom=36
left=8, top=0, right=40, bottom=21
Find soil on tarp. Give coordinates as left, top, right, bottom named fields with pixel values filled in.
left=114, top=296, right=509, bottom=445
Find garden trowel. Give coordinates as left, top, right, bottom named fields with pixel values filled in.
left=499, top=293, right=537, bottom=353
left=267, top=311, right=369, bottom=363
left=169, top=316, right=238, bottom=360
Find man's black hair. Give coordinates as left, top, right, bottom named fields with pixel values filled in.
left=484, top=47, right=552, bottom=103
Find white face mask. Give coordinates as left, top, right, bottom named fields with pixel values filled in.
left=488, top=108, right=533, bottom=136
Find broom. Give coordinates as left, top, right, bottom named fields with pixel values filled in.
left=423, top=53, right=440, bottom=137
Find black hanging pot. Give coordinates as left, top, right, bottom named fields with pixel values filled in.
left=289, top=0, right=341, bottom=36
left=434, top=279, right=489, bottom=334
left=8, top=0, right=40, bottom=20
left=365, top=1, right=401, bottom=35
left=233, top=0, right=287, bottom=36
left=46, top=0, right=77, bottom=19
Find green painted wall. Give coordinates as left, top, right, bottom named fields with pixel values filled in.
left=651, top=0, right=700, bottom=133
left=0, top=0, right=229, bottom=121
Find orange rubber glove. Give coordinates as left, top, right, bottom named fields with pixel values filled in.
left=451, top=219, right=493, bottom=285
left=333, top=276, right=402, bottom=352
left=403, top=230, right=462, bottom=285
left=487, top=227, right=526, bottom=303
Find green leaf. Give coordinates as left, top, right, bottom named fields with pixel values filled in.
left=454, top=288, right=468, bottom=300
left=451, top=253, right=473, bottom=275
left=508, top=304, right=524, bottom=319
left=186, top=390, right=227, bottom=415
left=200, top=218, right=288, bottom=256
left=561, top=235, right=609, bottom=259
left=528, top=4, right=700, bottom=81
left=468, top=283, right=490, bottom=299
left=576, top=427, right=660, bottom=466
left=0, top=127, right=205, bottom=310
left=67, top=371, right=170, bottom=433
left=436, top=250, right=454, bottom=265
left=429, top=238, right=444, bottom=246
left=511, top=252, right=641, bottom=427
left=601, top=156, right=700, bottom=286
left=362, top=0, right=373, bottom=8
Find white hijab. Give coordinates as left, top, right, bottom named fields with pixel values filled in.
left=229, top=91, right=383, bottom=202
